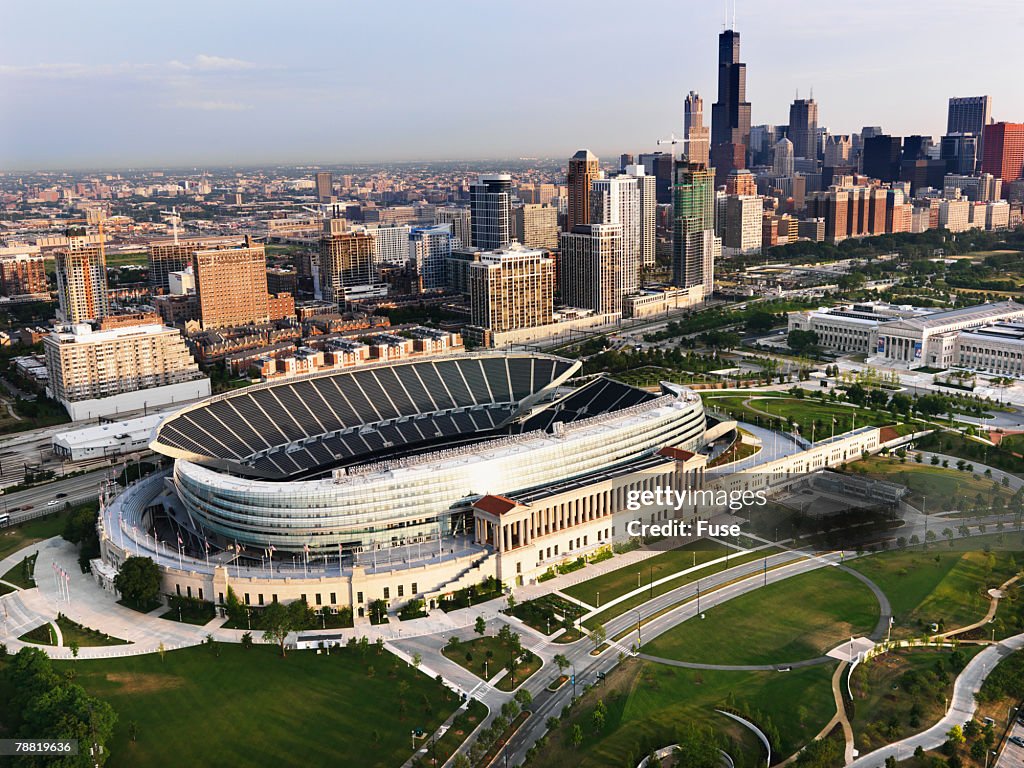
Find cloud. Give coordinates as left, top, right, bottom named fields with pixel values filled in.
left=172, top=99, right=254, bottom=112
left=1, top=54, right=260, bottom=79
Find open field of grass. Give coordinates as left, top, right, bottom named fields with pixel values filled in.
left=0, top=509, right=69, bottom=561
left=642, top=567, right=879, bottom=665
left=54, top=643, right=459, bottom=768
left=580, top=548, right=777, bottom=631
left=530, top=658, right=837, bottom=767
left=847, top=454, right=1014, bottom=513
left=103, top=250, right=148, bottom=268
left=1, top=551, right=37, bottom=588
left=703, top=392, right=909, bottom=438
left=442, top=633, right=536, bottom=684
left=564, top=542, right=733, bottom=607
left=848, top=540, right=1024, bottom=638
left=917, top=430, right=1024, bottom=478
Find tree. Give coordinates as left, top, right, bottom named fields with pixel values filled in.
left=590, top=622, right=607, bottom=650
left=794, top=737, right=841, bottom=768
left=69, top=639, right=79, bottom=658
left=368, top=599, right=388, bottom=624
left=475, top=616, right=486, bottom=635
left=241, top=631, right=253, bottom=649
left=571, top=723, right=584, bottom=748
left=261, top=600, right=300, bottom=657
left=128, top=720, right=139, bottom=742
left=515, top=687, right=532, bottom=708
left=788, top=329, right=819, bottom=355
left=554, top=654, right=570, bottom=676
left=114, top=556, right=161, bottom=609
left=452, top=754, right=471, bottom=768
left=673, top=723, right=722, bottom=768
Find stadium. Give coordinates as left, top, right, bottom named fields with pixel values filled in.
left=98, top=351, right=711, bottom=609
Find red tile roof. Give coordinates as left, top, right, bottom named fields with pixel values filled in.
left=658, top=446, right=696, bottom=461
left=473, top=494, right=521, bottom=515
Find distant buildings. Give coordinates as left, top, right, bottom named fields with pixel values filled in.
left=55, top=239, right=108, bottom=323
left=672, top=163, right=719, bottom=296
left=982, top=123, right=1024, bottom=183
left=194, top=237, right=271, bottom=329
left=772, top=137, right=795, bottom=178
left=468, top=245, right=554, bottom=337
left=947, top=96, right=992, bottom=153
left=567, top=150, right=600, bottom=232
left=469, top=174, right=514, bottom=249
left=434, top=206, right=471, bottom=248
left=722, top=195, right=763, bottom=256
left=318, top=220, right=376, bottom=305
left=559, top=224, right=621, bottom=315
left=861, top=135, right=902, bottom=183
left=44, top=319, right=210, bottom=420
left=788, top=97, right=819, bottom=160
left=147, top=235, right=243, bottom=293
left=711, top=29, right=752, bottom=187
left=684, top=91, right=710, bottom=166
left=408, top=224, right=452, bottom=292
left=315, top=171, right=334, bottom=202
left=513, top=204, right=559, bottom=250
left=0, top=249, right=47, bottom=297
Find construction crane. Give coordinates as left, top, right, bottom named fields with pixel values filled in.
left=656, top=132, right=689, bottom=159
left=160, top=206, right=182, bottom=244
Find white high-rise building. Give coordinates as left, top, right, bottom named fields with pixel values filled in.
left=434, top=207, right=471, bottom=249
left=723, top=195, right=763, bottom=256
left=591, top=175, right=641, bottom=296
left=773, top=137, right=795, bottom=178
left=624, top=165, right=656, bottom=270
left=361, top=224, right=412, bottom=267
left=409, top=225, right=453, bottom=292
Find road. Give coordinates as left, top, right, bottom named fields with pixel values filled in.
left=0, top=467, right=111, bottom=519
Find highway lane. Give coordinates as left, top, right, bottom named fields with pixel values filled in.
left=0, top=468, right=111, bottom=520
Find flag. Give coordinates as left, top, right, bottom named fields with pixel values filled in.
left=177, top=533, right=183, bottom=547
left=303, top=543, right=310, bottom=555
left=269, top=544, right=276, bottom=553
left=204, top=540, right=209, bottom=553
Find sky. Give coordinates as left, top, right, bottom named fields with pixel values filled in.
left=1, top=0, right=1022, bottom=170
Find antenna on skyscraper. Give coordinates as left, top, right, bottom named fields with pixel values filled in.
left=732, top=0, right=737, bottom=30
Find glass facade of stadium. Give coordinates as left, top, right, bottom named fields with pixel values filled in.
left=171, top=392, right=707, bottom=554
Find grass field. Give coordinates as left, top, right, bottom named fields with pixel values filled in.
left=19, top=622, right=56, bottom=645
left=1, top=551, right=37, bottom=588
left=580, top=548, right=777, bottom=631
left=103, top=251, right=148, bottom=268
left=847, top=454, right=1014, bottom=513
left=703, top=392, right=908, bottom=438
left=442, top=633, right=538, bottom=686
left=530, top=658, right=837, bottom=767
left=848, top=541, right=1023, bottom=638
left=642, top=567, right=879, bottom=665
left=564, top=542, right=733, bottom=606
left=56, top=643, right=459, bottom=768
left=0, top=510, right=68, bottom=560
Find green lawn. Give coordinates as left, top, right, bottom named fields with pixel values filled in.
left=56, top=615, right=130, bottom=647
left=104, top=251, right=148, bottom=268
left=848, top=454, right=1014, bottom=513
left=643, top=567, right=880, bottom=665
left=848, top=541, right=1023, bottom=638
left=531, top=658, right=837, bottom=767
left=581, top=548, right=777, bottom=631
left=703, top=392, right=909, bottom=438
left=56, top=643, right=459, bottom=768
left=19, top=622, right=56, bottom=645
left=564, top=542, right=733, bottom=606
left=442, top=634, right=525, bottom=681
left=0, top=509, right=69, bottom=560
left=1, top=551, right=37, bottom=588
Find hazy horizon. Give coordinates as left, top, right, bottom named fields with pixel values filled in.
left=2, top=0, right=1022, bottom=171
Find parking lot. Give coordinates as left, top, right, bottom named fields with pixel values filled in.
left=996, top=719, right=1024, bottom=768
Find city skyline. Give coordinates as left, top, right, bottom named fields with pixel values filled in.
left=2, top=0, right=1022, bottom=170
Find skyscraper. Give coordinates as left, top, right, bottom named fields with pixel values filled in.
left=773, top=137, right=795, bottom=178
left=672, top=163, right=719, bottom=296
left=469, top=174, right=513, bottom=250
left=591, top=175, right=641, bottom=296
left=619, top=153, right=635, bottom=172
left=862, top=135, right=903, bottom=182
left=0, top=250, right=47, bottom=297
left=567, top=150, right=600, bottom=231
left=434, top=206, right=471, bottom=248
left=624, top=164, right=656, bottom=269
left=558, top=224, right=622, bottom=315
left=147, top=236, right=244, bottom=293
left=981, top=123, right=1024, bottom=183
left=315, top=171, right=334, bottom=202
left=940, top=133, right=979, bottom=175
left=468, top=245, right=554, bottom=334
left=684, top=91, right=711, bottom=167
left=637, top=152, right=674, bottom=205
left=409, top=225, right=453, bottom=292
left=788, top=97, right=819, bottom=160
left=711, top=29, right=752, bottom=187
left=193, top=238, right=270, bottom=329
left=513, top=204, right=559, bottom=250
left=55, top=234, right=108, bottom=323
left=947, top=96, right=992, bottom=138
left=318, top=219, right=376, bottom=305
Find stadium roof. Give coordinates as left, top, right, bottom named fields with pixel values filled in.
left=152, top=352, right=587, bottom=480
